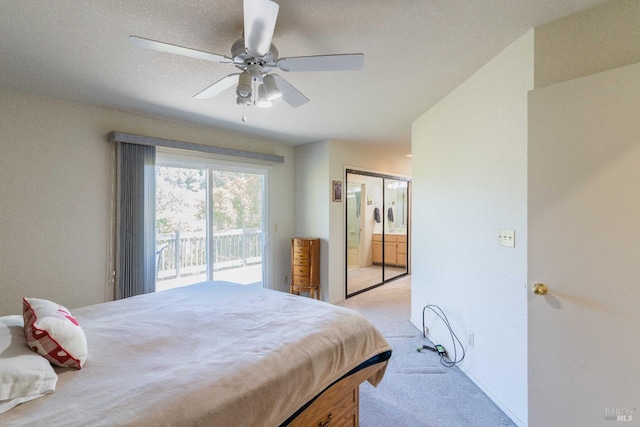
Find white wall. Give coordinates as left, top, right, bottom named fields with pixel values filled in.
left=411, top=31, right=532, bottom=426
left=0, top=87, right=296, bottom=316
left=293, top=141, right=331, bottom=299
left=295, top=140, right=411, bottom=304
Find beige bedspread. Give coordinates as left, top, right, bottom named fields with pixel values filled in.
left=1, top=281, right=391, bottom=426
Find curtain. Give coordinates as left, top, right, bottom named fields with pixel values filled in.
left=116, top=142, right=156, bottom=299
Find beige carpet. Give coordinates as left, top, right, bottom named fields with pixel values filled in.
left=339, top=276, right=517, bottom=427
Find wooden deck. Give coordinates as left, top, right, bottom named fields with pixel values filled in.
left=156, top=264, right=262, bottom=291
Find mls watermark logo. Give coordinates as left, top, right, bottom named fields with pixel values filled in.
left=605, top=408, right=635, bottom=422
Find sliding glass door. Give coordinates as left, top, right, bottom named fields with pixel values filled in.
left=155, top=154, right=266, bottom=291
left=346, top=170, right=410, bottom=297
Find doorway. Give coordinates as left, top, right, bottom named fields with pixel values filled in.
left=155, top=154, right=267, bottom=291
left=346, top=170, right=410, bottom=297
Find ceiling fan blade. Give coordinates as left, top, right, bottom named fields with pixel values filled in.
left=193, top=74, right=240, bottom=99
left=243, top=0, right=279, bottom=57
left=129, top=35, right=233, bottom=64
left=276, top=54, right=364, bottom=72
left=272, top=74, right=309, bottom=108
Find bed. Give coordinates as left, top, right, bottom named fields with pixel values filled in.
left=0, top=281, right=391, bottom=426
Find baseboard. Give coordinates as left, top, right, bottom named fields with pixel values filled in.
left=410, top=316, right=527, bottom=427
left=455, top=362, right=527, bottom=427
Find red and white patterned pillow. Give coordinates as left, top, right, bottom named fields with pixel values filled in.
left=23, top=298, right=87, bottom=369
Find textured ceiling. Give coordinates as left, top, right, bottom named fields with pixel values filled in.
left=0, top=0, right=610, bottom=148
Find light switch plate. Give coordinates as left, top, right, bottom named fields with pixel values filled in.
left=498, top=229, right=515, bottom=248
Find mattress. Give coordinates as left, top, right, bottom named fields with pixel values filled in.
left=0, top=281, right=391, bottom=426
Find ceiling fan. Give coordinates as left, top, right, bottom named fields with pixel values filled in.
left=130, top=0, right=364, bottom=113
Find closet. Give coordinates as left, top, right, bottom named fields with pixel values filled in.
left=345, top=170, right=410, bottom=297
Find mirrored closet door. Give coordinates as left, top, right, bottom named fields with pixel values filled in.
left=345, top=170, right=410, bottom=297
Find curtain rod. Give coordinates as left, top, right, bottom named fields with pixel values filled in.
left=107, top=131, right=285, bottom=164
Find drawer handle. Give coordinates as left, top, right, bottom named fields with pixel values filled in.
left=318, top=413, right=332, bottom=427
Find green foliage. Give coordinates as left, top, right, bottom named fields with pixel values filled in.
left=211, top=170, right=262, bottom=230
left=156, top=166, right=263, bottom=234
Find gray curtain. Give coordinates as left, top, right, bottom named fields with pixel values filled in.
left=117, top=142, right=156, bottom=299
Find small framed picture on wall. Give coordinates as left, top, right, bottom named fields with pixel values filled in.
left=332, top=180, right=342, bottom=202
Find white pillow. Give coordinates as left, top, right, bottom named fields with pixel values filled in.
left=0, top=315, right=58, bottom=414
left=23, top=298, right=88, bottom=369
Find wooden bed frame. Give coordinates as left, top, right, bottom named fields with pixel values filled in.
left=287, top=360, right=388, bottom=426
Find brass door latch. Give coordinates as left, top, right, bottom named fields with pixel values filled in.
left=532, top=283, right=548, bottom=295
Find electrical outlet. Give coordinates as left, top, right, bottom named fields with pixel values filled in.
left=424, top=326, right=429, bottom=336
left=284, top=275, right=289, bottom=284
left=468, top=332, right=475, bottom=348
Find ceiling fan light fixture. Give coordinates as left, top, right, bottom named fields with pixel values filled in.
left=256, top=85, right=272, bottom=108
left=236, top=94, right=251, bottom=106
left=131, top=0, right=363, bottom=111
left=236, top=71, right=252, bottom=97
left=262, top=74, right=282, bottom=101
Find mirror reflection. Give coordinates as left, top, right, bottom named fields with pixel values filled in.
left=346, top=171, right=410, bottom=297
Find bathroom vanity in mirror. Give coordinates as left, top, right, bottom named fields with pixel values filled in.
left=372, top=234, right=407, bottom=267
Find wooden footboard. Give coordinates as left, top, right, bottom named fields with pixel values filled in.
left=288, top=361, right=387, bottom=427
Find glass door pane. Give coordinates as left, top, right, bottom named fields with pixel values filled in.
left=209, top=169, right=264, bottom=286
left=155, top=165, right=207, bottom=291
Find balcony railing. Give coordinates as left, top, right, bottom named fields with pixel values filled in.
left=156, top=228, right=262, bottom=281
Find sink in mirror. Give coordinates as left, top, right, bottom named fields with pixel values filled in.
left=387, top=228, right=406, bottom=235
